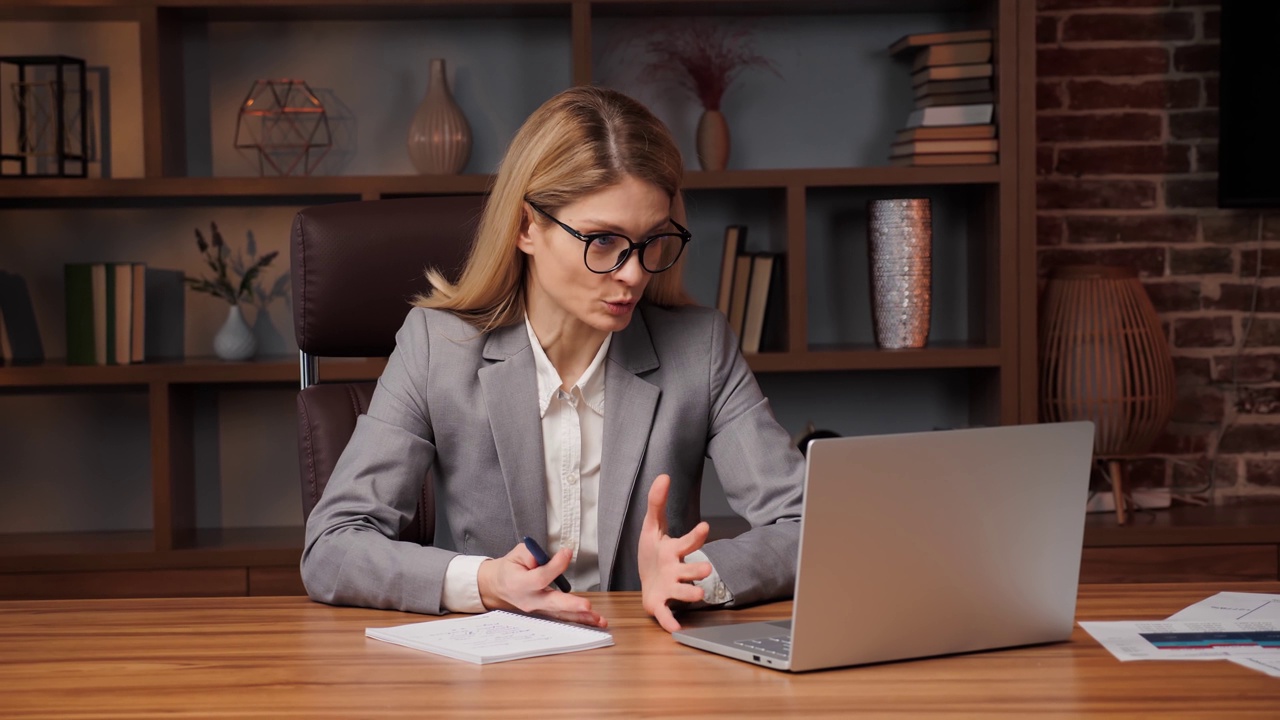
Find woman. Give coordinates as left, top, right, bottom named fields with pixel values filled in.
left=301, top=86, right=804, bottom=633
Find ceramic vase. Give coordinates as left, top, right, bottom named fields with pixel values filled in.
left=214, top=304, right=257, bottom=361
left=867, top=198, right=932, bottom=349
left=407, top=58, right=472, bottom=175
left=696, top=109, right=730, bottom=171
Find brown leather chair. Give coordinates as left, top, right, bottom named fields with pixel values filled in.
left=291, top=194, right=484, bottom=544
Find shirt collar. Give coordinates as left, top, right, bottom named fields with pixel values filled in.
left=524, top=315, right=610, bottom=418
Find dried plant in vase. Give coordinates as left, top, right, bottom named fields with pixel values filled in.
left=637, top=20, right=779, bottom=171
left=185, top=221, right=278, bottom=361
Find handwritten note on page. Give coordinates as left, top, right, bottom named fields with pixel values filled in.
left=366, top=610, right=613, bottom=665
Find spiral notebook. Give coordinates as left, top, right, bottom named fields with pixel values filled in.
left=365, top=610, right=614, bottom=664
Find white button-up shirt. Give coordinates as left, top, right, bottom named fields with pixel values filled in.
left=527, top=317, right=609, bottom=591
left=440, top=316, right=731, bottom=611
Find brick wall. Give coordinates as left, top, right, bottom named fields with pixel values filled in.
left=1036, top=0, right=1280, bottom=503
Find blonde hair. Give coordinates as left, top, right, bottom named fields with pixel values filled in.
left=415, top=86, right=693, bottom=332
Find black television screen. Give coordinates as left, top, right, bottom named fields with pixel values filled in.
left=1219, top=2, right=1280, bottom=208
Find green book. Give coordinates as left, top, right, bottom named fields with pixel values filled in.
left=65, top=264, right=96, bottom=366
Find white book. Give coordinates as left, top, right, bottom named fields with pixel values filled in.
left=365, top=610, right=614, bottom=665
left=905, top=103, right=994, bottom=128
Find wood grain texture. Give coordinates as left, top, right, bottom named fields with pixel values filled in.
left=1081, top=545, right=1279, bottom=584
left=2, top=584, right=1280, bottom=717
left=247, top=566, right=307, bottom=596
left=0, top=568, right=246, bottom=601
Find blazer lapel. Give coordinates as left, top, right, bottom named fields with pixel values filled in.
left=597, top=309, right=661, bottom=588
left=478, top=323, right=549, bottom=548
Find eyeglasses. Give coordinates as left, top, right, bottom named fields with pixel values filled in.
left=527, top=201, right=691, bottom=274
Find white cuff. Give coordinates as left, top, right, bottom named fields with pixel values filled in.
left=685, top=549, right=733, bottom=606
left=441, top=554, right=489, bottom=613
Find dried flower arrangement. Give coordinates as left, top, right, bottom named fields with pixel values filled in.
left=637, top=20, right=779, bottom=111
left=185, top=221, right=279, bottom=306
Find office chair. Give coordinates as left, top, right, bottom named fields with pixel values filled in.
left=290, top=194, right=484, bottom=544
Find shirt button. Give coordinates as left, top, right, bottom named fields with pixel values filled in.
left=567, top=472, right=579, bottom=485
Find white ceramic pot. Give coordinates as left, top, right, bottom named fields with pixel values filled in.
left=214, top=304, right=257, bottom=361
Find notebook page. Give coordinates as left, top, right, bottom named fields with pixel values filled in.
left=366, top=610, right=613, bottom=664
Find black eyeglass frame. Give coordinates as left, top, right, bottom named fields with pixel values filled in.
left=526, top=200, right=692, bottom=274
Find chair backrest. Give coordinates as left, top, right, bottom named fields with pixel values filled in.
left=290, top=195, right=484, bottom=543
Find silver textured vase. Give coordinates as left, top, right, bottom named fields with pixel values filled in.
left=407, top=58, right=472, bottom=175
left=867, top=198, right=932, bottom=349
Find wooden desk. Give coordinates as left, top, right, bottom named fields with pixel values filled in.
left=3, top=583, right=1279, bottom=718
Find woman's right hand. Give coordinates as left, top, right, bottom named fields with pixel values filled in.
left=476, top=543, right=607, bottom=628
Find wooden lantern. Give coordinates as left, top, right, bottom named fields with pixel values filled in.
left=1039, top=265, right=1175, bottom=524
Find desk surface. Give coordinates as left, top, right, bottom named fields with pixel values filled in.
left=3, top=582, right=1279, bottom=718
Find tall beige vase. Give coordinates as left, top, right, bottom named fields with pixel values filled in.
left=407, top=58, right=472, bottom=175
left=696, top=109, right=730, bottom=171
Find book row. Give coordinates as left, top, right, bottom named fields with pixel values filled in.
left=715, top=226, right=786, bottom=355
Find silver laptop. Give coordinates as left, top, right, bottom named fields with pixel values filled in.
left=673, top=421, right=1095, bottom=672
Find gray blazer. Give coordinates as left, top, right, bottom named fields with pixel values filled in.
left=301, top=302, right=804, bottom=615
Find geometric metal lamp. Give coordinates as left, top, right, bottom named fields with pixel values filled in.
left=234, top=79, right=331, bottom=177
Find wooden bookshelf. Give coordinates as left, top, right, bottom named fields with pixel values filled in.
left=0, top=0, right=1037, bottom=599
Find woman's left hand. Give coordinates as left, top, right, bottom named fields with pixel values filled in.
left=637, top=473, right=712, bottom=633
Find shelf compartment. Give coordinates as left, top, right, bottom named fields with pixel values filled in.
left=805, top=184, right=996, bottom=350
left=593, top=4, right=1000, bottom=171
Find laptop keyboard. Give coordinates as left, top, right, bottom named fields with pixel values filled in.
left=734, top=634, right=792, bottom=659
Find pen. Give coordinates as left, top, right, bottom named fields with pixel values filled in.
left=521, top=536, right=573, bottom=593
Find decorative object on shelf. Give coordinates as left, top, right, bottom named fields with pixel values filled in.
left=636, top=21, right=778, bottom=171
left=867, top=198, right=932, bottom=349
left=184, top=221, right=278, bottom=361
left=214, top=305, right=256, bottom=362
left=696, top=110, right=729, bottom=174
left=407, top=58, right=472, bottom=175
left=1039, top=265, right=1175, bottom=526
left=234, top=79, right=331, bottom=176
left=0, top=55, right=88, bottom=177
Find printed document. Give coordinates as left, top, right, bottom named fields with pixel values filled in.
left=366, top=610, right=613, bottom=665
left=1078, top=619, right=1280, bottom=662
left=1165, top=592, right=1280, bottom=623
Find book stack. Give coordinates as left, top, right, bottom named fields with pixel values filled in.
left=888, top=29, right=997, bottom=166
left=715, top=225, right=786, bottom=354
left=65, top=262, right=147, bottom=365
